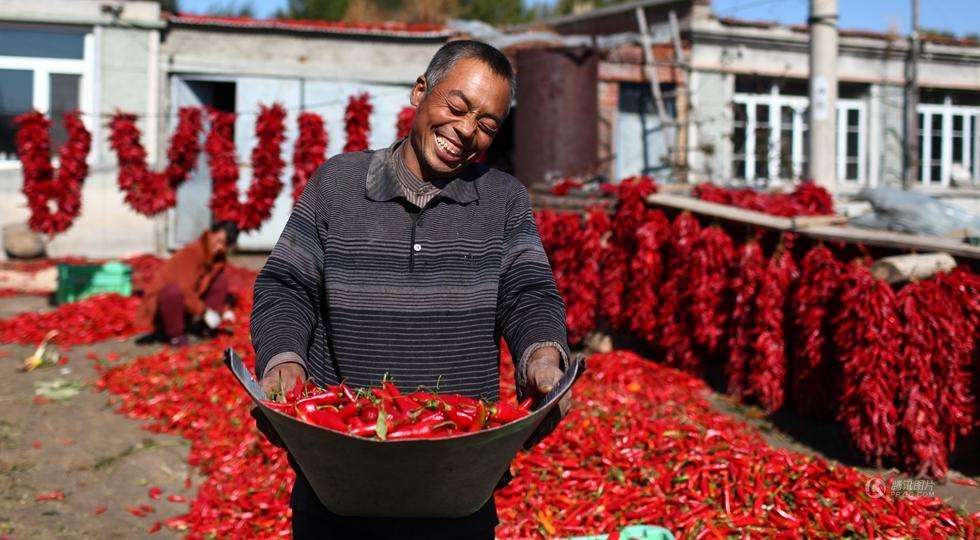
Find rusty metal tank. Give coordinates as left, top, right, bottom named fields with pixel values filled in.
left=514, top=47, right=599, bottom=188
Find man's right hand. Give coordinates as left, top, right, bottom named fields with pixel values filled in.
left=258, top=362, right=307, bottom=402
left=254, top=362, right=306, bottom=449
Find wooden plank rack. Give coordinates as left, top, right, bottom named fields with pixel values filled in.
left=646, top=193, right=980, bottom=261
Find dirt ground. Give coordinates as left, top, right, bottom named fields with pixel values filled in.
left=0, top=295, right=200, bottom=538
left=0, top=278, right=977, bottom=537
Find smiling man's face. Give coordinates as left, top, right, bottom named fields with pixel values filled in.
left=407, top=57, right=511, bottom=179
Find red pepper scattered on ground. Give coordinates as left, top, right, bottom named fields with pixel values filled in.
left=0, top=293, right=145, bottom=346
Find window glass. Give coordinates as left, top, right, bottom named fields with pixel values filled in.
left=779, top=106, right=794, bottom=178
left=732, top=102, right=746, bottom=179
left=930, top=113, right=943, bottom=183
left=49, top=73, right=80, bottom=153
left=970, top=116, right=977, bottom=179
left=0, top=68, right=33, bottom=160
left=754, top=104, right=769, bottom=180
left=952, top=114, right=964, bottom=164
left=0, top=26, right=85, bottom=60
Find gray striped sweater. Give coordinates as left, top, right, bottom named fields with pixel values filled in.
left=250, top=142, right=570, bottom=402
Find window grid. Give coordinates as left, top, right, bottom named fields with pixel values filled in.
left=732, top=88, right=865, bottom=186
left=918, top=97, right=980, bottom=187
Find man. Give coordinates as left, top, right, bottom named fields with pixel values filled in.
left=137, top=221, right=238, bottom=346
left=251, top=40, right=570, bottom=539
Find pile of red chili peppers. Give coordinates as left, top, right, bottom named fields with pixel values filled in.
left=264, top=377, right=531, bottom=439
left=534, top=179, right=979, bottom=479
left=691, top=182, right=834, bottom=216
left=88, top=305, right=979, bottom=537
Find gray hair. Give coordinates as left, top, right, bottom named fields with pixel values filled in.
left=423, top=40, right=516, bottom=103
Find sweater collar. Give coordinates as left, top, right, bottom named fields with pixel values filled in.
left=365, top=139, right=480, bottom=205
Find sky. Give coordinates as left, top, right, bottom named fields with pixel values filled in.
left=177, top=0, right=979, bottom=37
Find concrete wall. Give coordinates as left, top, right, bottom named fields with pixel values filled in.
left=161, top=27, right=444, bottom=84
left=0, top=168, right=159, bottom=258
left=872, top=84, right=906, bottom=189
left=0, top=1, right=161, bottom=259
left=686, top=70, right=733, bottom=182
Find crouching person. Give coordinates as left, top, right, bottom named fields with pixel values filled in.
left=137, top=221, right=238, bottom=346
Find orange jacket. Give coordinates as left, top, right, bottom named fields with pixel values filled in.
left=137, top=232, right=226, bottom=327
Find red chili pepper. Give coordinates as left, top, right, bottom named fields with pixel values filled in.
left=307, top=409, right=346, bottom=432
left=347, top=417, right=376, bottom=438
left=469, top=401, right=487, bottom=432
left=444, top=406, right=475, bottom=429
left=388, top=420, right=455, bottom=440
left=490, top=402, right=530, bottom=424
left=394, top=395, right=420, bottom=414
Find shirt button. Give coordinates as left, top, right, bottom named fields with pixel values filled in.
left=413, top=243, right=422, bottom=252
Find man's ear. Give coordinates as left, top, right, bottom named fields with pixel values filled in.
left=410, top=75, right=427, bottom=107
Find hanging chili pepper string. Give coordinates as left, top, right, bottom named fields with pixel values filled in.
left=343, top=93, right=372, bottom=153
left=291, top=111, right=328, bottom=204
left=658, top=211, right=703, bottom=375
left=108, top=107, right=203, bottom=216
left=790, top=244, right=845, bottom=419
left=745, top=234, right=798, bottom=413
left=833, top=265, right=903, bottom=468
left=206, top=104, right=287, bottom=232
left=15, top=110, right=91, bottom=235
left=625, top=210, right=670, bottom=345
left=395, top=106, right=415, bottom=140
left=688, top=225, right=737, bottom=356
left=565, top=206, right=611, bottom=345
left=599, top=176, right=657, bottom=330
left=726, top=238, right=765, bottom=397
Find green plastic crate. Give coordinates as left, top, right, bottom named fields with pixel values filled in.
left=56, top=261, right=132, bottom=304
left=566, top=525, right=674, bottom=540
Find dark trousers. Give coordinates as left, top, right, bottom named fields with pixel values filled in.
left=290, top=470, right=498, bottom=540
left=157, top=270, right=229, bottom=339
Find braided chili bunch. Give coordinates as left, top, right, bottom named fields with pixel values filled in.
left=599, top=176, right=657, bottom=330
left=343, top=93, right=372, bottom=153
left=395, top=106, right=415, bottom=140
left=726, top=239, right=765, bottom=397
left=535, top=209, right=588, bottom=343
left=291, top=111, right=328, bottom=204
left=108, top=107, right=203, bottom=216
left=626, top=210, right=670, bottom=345
left=688, top=225, right=736, bottom=355
left=206, top=104, right=287, bottom=232
left=790, top=245, right=845, bottom=419
left=15, top=111, right=91, bottom=235
left=745, top=236, right=798, bottom=412
left=658, top=212, right=703, bottom=374
left=930, top=268, right=979, bottom=468
left=895, top=279, right=958, bottom=477
left=833, top=265, right=903, bottom=467
left=565, top=207, right=611, bottom=345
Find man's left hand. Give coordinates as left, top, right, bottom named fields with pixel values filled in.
left=525, top=347, right=571, bottom=417
left=522, top=346, right=571, bottom=449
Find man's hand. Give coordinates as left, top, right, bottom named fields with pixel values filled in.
left=525, top=347, right=571, bottom=417
left=258, top=362, right=307, bottom=402
left=253, top=362, right=307, bottom=449
left=522, top=346, right=571, bottom=449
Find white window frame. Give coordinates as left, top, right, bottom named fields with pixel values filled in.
left=732, top=86, right=867, bottom=186
left=918, top=96, right=980, bottom=188
left=0, top=32, right=94, bottom=168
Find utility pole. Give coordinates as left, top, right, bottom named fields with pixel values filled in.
left=904, top=0, right=920, bottom=188
left=808, top=0, right=838, bottom=191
